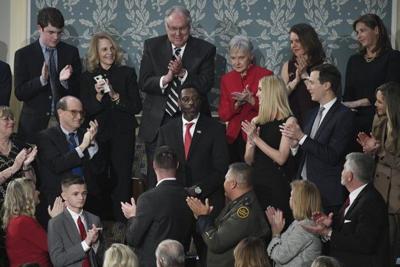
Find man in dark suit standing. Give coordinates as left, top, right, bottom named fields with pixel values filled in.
left=0, top=60, right=11, bottom=106
left=157, top=86, right=229, bottom=266
left=36, top=96, right=102, bottom=226
left=138, top=5, right=216, bottom=188
left=14, top=7, right=81, bottom=143
left=281, top=63, right=355, bottom=213
left=122, top=146, right=193, bottom=267
left=303, top=152, right=389, bottom=267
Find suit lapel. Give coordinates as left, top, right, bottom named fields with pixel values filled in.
left=63, top=210, right=82, bottom=244
left=33, top=40, right=45, bottom=70
left=313, top=100, right=339, bottom=139
left=187, top=114, right=203, bottom=160
left=181, top=36, right=193, bottom=68
left=304, top=108, right=318, bottom=135
left=345, top=184, right=369, bottom=219
left=53, top=126, right=70, bottom=153
left=174, top=119, right=186, bottom=161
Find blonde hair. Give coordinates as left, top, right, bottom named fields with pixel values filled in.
left=234, top=237, right=270, bottom=267
left=290, top=180, right=322, bottom=221
left=2, top=178, right=36, bottom=229
left=86, top=32, right=123, bottom=72
left=0, top=106, right=14, bottom=120
left=254, top=75, right=292, bottom=124
left=103, top=243, right=138, bottom=267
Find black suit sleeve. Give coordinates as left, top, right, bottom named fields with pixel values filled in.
left=14, top=48, right=45, bottom=101
left=66, top=45, right=82, bottom=97
left=198, top=123, right=229, bottom=198
left=126, top=194, right=154, bottom=247
left=37, top=130, right=83, bottom=174
left=184, top=44, right=216, bottom=96
left=139, top=39, right=165, bottom=96
left=0, top=61, right=11, bottom=106
left=113, top=67, right=142, bottom=115
left=301, top=109, right=355, bottom=165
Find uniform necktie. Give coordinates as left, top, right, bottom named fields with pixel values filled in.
left=77, top=216, right=91, bottom=267
left=184, top=122, right=194, bottom=159
left=47, top=47, right=58, bottom=113
left=301, top=107, right=325, bottom=180
left=68, top=133, right=84, bottom=177
left=165, top=48, right=181, bottom=117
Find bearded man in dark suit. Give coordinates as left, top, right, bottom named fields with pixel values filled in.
left=138, top=5, right=216, bottom=188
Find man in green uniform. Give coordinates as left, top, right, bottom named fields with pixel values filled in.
left=186, top=162, right=270, bottom=267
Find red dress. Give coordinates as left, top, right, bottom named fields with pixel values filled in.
left=218, top=64, right=273, bottom=143
left=6, top=215, right=52, bottom=267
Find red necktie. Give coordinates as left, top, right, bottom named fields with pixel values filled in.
left=184, top=122, right=194, bottom=159
left=77, top=216, right=91, bottom=267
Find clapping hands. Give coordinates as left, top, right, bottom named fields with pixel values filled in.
left=121, top=197, right=137, bottom=219
left=265, top=206, right=285, bottom=237
left=186, top=197, right=213, bottom=219
left=356, top=132, right=380, bottom=154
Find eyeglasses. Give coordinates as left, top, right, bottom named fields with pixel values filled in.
left=0, top=117, right=14, bottom=122
left=64, top=109, right=85, bottom=117
left=167, top=24, right=189, bottom=34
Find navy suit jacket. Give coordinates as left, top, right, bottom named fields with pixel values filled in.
left=138, top=35, right=216, bottom=143
left=36, top=125, right=103, bottom=201
left=298, top=100, right=355, bottom=207
left=330, top=183, right=389, bottom=267
left=126, top=180, right=194, bottom=267
left=14, top=40, right=81, bottom=142
left=157, top=114, right=229, bottom=214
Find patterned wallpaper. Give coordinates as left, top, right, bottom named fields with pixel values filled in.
left=30, top=0, right=393, bottom=109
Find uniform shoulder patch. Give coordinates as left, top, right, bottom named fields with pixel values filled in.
left=236, top=206, right=249, bottom=219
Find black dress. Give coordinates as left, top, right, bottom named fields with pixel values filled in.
left=252, top=118, right=293, bottom=223
left=80, top=64, right=142, bottom=221
left=287, top=59, right=319, bottom=127
left=344, top=49, right=400, bottom=151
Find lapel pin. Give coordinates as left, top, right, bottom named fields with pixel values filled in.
left=196, top=130, right=202, bottom=134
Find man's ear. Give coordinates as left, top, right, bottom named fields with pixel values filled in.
left=61, top=191, right=67, bottom=201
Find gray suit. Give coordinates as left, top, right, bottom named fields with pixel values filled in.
left=48, top=209, right=103, bottom=267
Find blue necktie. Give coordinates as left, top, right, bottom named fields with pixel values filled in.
left=46, top=47, right=58, bottom=114
left=68, top=133, right=84, bottom=177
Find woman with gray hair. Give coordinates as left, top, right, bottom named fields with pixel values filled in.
left=218, top=35, right=273, bottom=163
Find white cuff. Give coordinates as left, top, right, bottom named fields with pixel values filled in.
left=299, top=135, right=308, bottom=145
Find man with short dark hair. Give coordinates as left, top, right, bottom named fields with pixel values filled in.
left=138, top=5, right=216, bottom=188
left=303, top=152, right=389, bottom=267
left=186, top=162, right=270, bottom=267
left=48, top=176, right=104, bottom=267
left=122, top=146, right=193, bottom=267
left=14, top=7, right=81, bottom=143
left=36, top=96, right=102, bottom=226
left=281, top=63, right=355, bottom=213
left=155, top=239, right=185, bottom=267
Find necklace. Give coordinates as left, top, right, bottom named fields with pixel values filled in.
left=365, top=56, right=375, bottom=63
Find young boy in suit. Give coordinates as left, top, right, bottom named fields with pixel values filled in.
left=48, top=176, right=103, bottom=267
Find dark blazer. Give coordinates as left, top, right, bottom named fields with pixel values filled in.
left=138, top=35, right=216, bottom=143
left=80, top=65, right=142, bottom=141
left=48, top=209, right=104, bottom=267
left=36, top=125, right=103, bottom=201
left=157, top=114, right=229, bottom=214
left=126, top=180, right=194, bottom=267
left=330, top=183, right=389, bottom=267
left=0, top=60, right=12, bottom=106
left=14, top=40, right=81, bottom=142
left=298, top=100, right=355, bottom=207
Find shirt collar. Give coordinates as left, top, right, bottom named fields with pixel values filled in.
left=66, top=206, right=83, bottom=221
left=60, top=125, right=77, bottom=136
left=172, top=43, right=187, bottom=56
left=320, top=97, right=337, bottom=112
left=182, top=113, right=200, bottom=125
left=156, top=177, right=177, bottom=187
left=349, top=183, right=368, bottom=206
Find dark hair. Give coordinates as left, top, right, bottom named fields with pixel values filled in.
left=154, top=146, right=178, bottom=170
left=179, top=84, right=200, bottom=98
left=311, top=64, right=341, bottom=96
left=289, top=23, right=326, bottom=66
left=61, top=175, right=86, bottom=189
left=37, top=7, right=65, bottom=29
left=377, top=82, right=400, bottom=134
left=353, top=13, right=391, bottom=56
